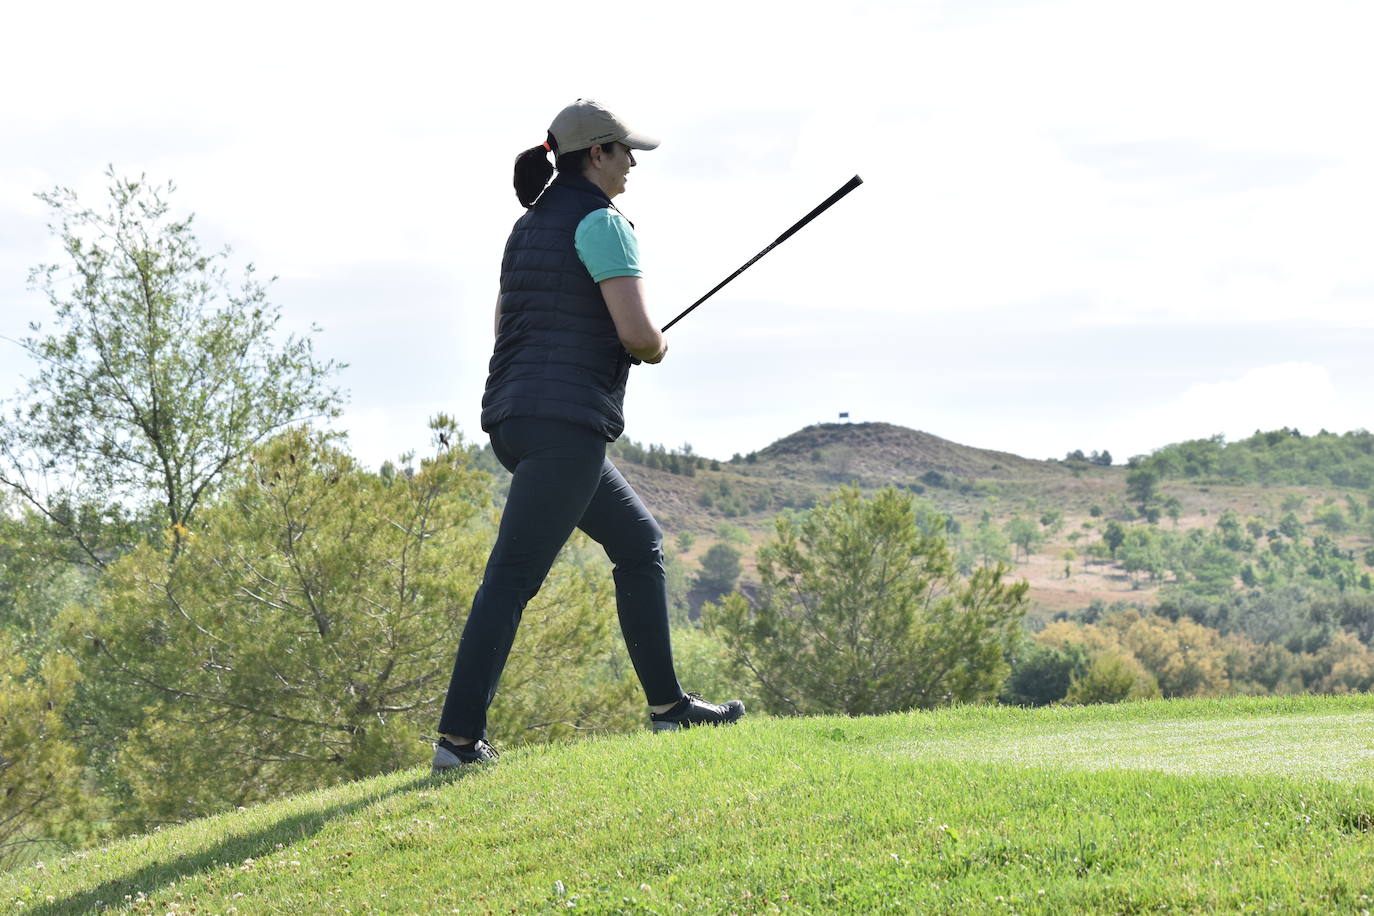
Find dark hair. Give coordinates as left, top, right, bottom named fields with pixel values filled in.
left=512, top=132, right=606, bottom=208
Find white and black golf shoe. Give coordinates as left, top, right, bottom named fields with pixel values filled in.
left=649, top=692, right=745, bottom=731
left=430, top=737, right=499, bottom=774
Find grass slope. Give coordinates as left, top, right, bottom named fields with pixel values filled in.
left=5, top=696, right=1374, bottom=914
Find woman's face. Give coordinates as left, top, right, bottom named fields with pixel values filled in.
left=589, top=142, right=636, bottom=198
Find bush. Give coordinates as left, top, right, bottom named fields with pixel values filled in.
left=1064, top=652, right=1160, bottom=704
left=706, top=486, right=1028, bottom=716
left=695, top=543, right=743, bottom=598
left=1000, top=642, right=1089, bottom=706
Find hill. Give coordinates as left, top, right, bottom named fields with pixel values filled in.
left=601, top=421, right=1374, bottom=620
left=612, top=421, right=1108, bottom=536
left=6, top=696, right=1373, bottom=913
left=758, top=421, right=1058, bottom=483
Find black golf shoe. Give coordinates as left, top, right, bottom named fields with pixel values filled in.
left=649, top=692, right=745, bottom=731
left=431, top=737, right=499, bottom=774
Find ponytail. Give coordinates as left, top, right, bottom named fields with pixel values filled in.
left=513, top=132, right=603, bottom=207
left=513, top=132, right=557, bottom=208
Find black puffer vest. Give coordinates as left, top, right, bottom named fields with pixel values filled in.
left=480, top=173, right=632, bottom=441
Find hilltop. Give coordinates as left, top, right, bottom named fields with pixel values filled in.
left=757, top=421, right=1058, bottom=483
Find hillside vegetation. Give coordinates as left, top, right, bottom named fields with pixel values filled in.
left=4, top=696, right=1372, bottom=914
left=603, top=422, right=1374, bottom=616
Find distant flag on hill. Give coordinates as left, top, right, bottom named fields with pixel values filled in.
left=839, top=412, right=850, bottom=421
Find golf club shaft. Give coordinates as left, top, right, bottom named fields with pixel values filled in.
left=660, top=174, right=863, bottom=332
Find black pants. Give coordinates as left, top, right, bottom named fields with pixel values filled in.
left=437, top=416, right=684, bottom=739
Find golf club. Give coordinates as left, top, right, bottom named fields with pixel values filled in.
left=661, top=174, right=864, bottom=332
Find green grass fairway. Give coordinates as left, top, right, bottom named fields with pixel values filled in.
left=5, top=696, right=1373, bottom=914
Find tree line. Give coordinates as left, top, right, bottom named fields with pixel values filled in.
left=1128, top=428, right=1374, bottom=489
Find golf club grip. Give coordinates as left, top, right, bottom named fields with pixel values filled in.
left=661, top=175, right=863, bottom=332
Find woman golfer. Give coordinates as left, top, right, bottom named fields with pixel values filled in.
left=433, top=100, right=744, bottom=771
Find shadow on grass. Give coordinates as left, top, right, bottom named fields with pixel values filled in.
left=28, top=769, right=472, bottom=914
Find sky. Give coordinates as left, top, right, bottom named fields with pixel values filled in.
left=2, top=0, right=1371, bottom=470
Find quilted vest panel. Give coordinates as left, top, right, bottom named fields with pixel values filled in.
left=480, top=174, right=632, bottom=440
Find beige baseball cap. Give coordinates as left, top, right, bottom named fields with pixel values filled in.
left=548, top=99, right=660, bottom=155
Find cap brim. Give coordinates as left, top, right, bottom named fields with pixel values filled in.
left=620, top=130, right=660, bottom=151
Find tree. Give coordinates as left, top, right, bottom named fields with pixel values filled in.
left=0, top=632, right=94, bottom=871
left=695, top=543, right=743, bottom=598
left=0, top=171, right=342, bottom=566
left=1004, top=515, right=1043, bottom=560
left=1118, top=526, right=1168, bottom=584
left=1164, top=496, right=1183, bottom=526
left=705, top=486, right=1028, bottom=716
left=1000, top=641, right=1089, bottom=706
left=1039, top=508, right=1064, bottom=534
left=1064, top=651, right=1160, bottom=704
left=58, top=423, right=637, bottom=829
left=1125, top=467, right=1160, bottom=506
left=973, top=515, right=1013, bottom=566
left=1306, top=631, right=1374, bottom=693
left=1118, top=614, right=1229, bottom=697
left=1102, top=521, right=1126, bottom=559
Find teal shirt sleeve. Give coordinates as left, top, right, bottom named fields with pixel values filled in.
left=574, top=208, right=643, bottom=283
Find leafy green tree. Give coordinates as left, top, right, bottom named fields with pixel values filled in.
left=1064, top=651, right=1161, bottom=704
left=1314, top=503, right=1350, bottom=534
left=1004, top=515, right=1043, bottom=560
left=1102, top=521, right=1126, bottom=559
left=1039, top=509, right=1064, bottom=534
left=1000, top=641, right=1089, bottom=706
left=1305, top=631, right=1374, bottom=693
left=1115, top=612, right=1229, bottom=697
left=0, top=632, right=95, bottom=871
left=973, top=515, right=1013, bottom=566
left=1278, top=511, right=1304, bottom=540
left=59, top=423, right=635, bottom=830
left=1125, top=467, right=1160, bottom=506
left=705, top=486, right=1028, bottom=716
left=674, top=531, right=696, bottom=553
left=0, top=171, right=342, bottom=566
left=1185, top=539, right=1242, bottom=596
left=1119, top=526, right=1169, bottom=584
left=695, top=543, right=743, bottom=598
left=1163, top=496, right=1183, bottom=526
